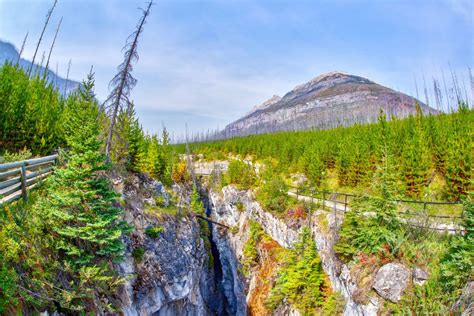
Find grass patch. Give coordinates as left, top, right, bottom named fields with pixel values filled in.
left=144, top=204, right=180, bottom=218
left=145, top=225, right=164, bottom=238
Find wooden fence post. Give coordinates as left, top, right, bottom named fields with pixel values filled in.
left=344, top=194, right=348, bottom=213
left=20, top=163, right=27, bottom=202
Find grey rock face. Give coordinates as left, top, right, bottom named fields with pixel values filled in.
left=210, top=185, right=380, bottom=315
left=373, top=263, right=410, bottom=303
left=209, top=185, right=300, bottom=315
left=114, top=174, right=212, bottom=316
left=222, top=71, right=439, bottom=137
left=412, top=267, right=429, bottom=286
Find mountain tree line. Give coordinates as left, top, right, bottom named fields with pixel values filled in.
left=184, top=104, right=472, bottom=202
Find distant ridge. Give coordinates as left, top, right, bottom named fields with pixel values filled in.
left=222, top=71, right=439, bottom=137
left=0, top=39, right=80, bottom=95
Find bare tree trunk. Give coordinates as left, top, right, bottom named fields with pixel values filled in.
left=64, top=59, right=71, bottom=96
left=414, top=74, right=419, bottom=100
left=16, top=32, right=29, bottom=65
left=44, top=17, right=62, bottom=78
left=440, top=66, right=450, bottom=112
left=28, top=0, right=57, bottom=77
left=422, top=69, right=429, bottom=106
left=105, top=1, right=153, bottom=158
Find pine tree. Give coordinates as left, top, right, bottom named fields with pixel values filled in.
left=160, top=127, right=172, bottom=185
left=445, top=103, right=472, bottom=201
left=304, top=145, right=326, bottom=188
left=401, top=104, right=431, bottom=198
left=112, top=102, right=144, bottom=171
left=36, top=72, right=131, bottom=266
left=336, top=138, right=352, bottom=187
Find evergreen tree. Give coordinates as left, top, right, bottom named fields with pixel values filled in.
left=440, top=193, right=473, bottom=292
left=126, top=105, right=145, bottom=172
left=335, top=111, right=402, bottom=259
left=444, top=103, right=472, bottom=201
left=112, top=102, right=144, bottom=171
left=336, top=138, right=352, bottom=187
left=401, top=104, right=431, bottom=198
left=160, top=127, right=172, bottom=185
left=36, top=72, right=131, bottom=267
left=304, top=145, right=326, bottom=188
left=268, top=228, right=327, bottom=313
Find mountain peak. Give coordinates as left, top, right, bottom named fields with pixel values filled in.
left=223, top=71, right=439, bottom=137
left=246, top=95, right=281, bottom=116
left=308, top=71, right=351, bottom=84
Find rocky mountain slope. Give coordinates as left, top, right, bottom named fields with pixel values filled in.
left=223, top=71, right=439, bottom=137
left=0, top=40, right=79, bottom=95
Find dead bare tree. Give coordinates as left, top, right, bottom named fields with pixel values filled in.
left=16, top=32, right=29, bottom=65
left=414, top=74, right=419, bottom=100
left=422, top=69, right=429, bottom=106
left=44, top=17, right=62, bottom=78
left=449, top=63, right=461, bottom=106
left=28, top=0, right=57, bottom=77
left=64, top=59, right=71, bottom=96
left=433, top=77, right=443, bottom=111
left=39, top=51, right=46, bottom=71
left=440, top=66, right=451, bottom=112
left=104, top=0, right=154, bottom=158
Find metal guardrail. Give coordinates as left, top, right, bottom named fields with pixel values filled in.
left=0, top=154, right=58, bottom=205
left=290, top=185, right=465, bottom=233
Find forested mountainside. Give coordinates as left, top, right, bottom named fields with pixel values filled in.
left=222, top=71, right=439, bottom=137
left=0, top=40, right=79, bottom=95
left=187, top=104, right=472, bottom=202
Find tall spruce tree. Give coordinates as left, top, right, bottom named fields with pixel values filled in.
left=402, top=104, right=431, bottom=198
left=305, top=145, right=326, bottom=188
left=445, top=102, right=472, bottom=201
left=36, top=72, right=131, bottom=267
left=112, top=102, right=145, bottom=171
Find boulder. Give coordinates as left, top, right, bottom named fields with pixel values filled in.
left=412, top=267, right=429, bottom=286
left=373, top=263, right=410, bottom=302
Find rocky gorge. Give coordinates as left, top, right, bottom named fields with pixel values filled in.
left=107, top=172, right=469, bottom=315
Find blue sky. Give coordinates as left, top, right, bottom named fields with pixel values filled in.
left=0, top=0, right=472, bottom=139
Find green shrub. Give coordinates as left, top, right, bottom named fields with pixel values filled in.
left=236, top=201, right=245, bottom=212
left=132, top=247, right=145, bottom=262
left=257, top=173, right=289, bottom=214
left=439, top=194, right=473, bottom=291
left=322, top=291, right=346, bottom=315
left=145, top=226, right=164, bottom=238
left=226, top=159, right=256, bottom=190
left=242, top=221, right=264, bottom=273
left=154, top=196, right=166, bottom=207
left=1, top=148, right=32, bottom=163
left=267, top=228, right=328, bottom=314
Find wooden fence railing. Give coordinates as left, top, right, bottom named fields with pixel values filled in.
left=0, top=154, right=58, bottom=205
left=290, top=185, right=465, bottom=233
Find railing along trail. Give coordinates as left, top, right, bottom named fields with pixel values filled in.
left=290, top=185, right=465, bottom=234
left=0, top=154, right=58, bottom=205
